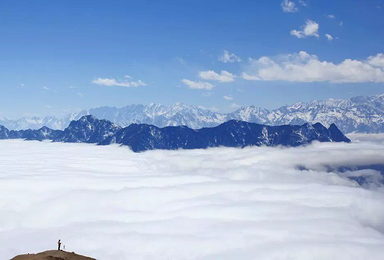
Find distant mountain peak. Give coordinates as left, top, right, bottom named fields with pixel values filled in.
left=1, top=93, right=384, bottom=133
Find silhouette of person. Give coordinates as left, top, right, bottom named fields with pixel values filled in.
left=58, top=239, right=61, bottom=251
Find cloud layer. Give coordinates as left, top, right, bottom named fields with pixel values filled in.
left=0, top=139, right=384, bottom=259
left=242, top=51, right=384, bottom=83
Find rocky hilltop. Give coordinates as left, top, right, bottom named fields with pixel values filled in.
left=11, top=250, right=95, bottom=260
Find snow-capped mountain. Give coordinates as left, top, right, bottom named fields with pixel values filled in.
left=1, top=93, right=384, bottom=133
left=0, top=116, right=350, bottom=152
left=0, top=111, right=88, bottom=131
left=231, top=94, right=384, bottom=134
left=88, top=103, right=226, bottom=129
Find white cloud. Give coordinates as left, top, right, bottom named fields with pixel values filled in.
left=223, top=95, right=233, bottom=101
left=77, top=92, right=84, bottom=97
left=181, top=79, right=214, bottom=90
left=68, top=86, right=76, bottom=89
left=348, top=133, right=384, bottom=144
left=92, top=78, right=147, bottom=88
left=242, top=72, right=259, bottom=80
left=124, top=75, right=132, bottom=79
left=291, top=20, right=319, bottom=38
left=45, top=105, right=52, bottom=109
left=237, top=88, right=244, bottom=93
left=368, top=53, right=384, bottom=68
left=218, top=50, right=241, bottom=63
left=231, top=103, right=241, bottom=108
left=326, top=14, right=335, bottom=19
left=325, top=33, right=334, bottom=41
left=281, top=0, right=298, bottom=12
left=340, top=21, right=344, bottom=26
left=199, top=70, right=235, bottom=82
left=242, top=51, right=384, bottom=83
left=298, top=0, right=307, bottom=7
left=202, top=92, right=212, bottom=97
left=42, top=86, right=50, bottom=91
left=1, top=140, right=384, bottom=259
left=198, top=106, right=220, bottom=112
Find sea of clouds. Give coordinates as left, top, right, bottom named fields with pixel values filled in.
left=1, top=137, right=384, bottom=259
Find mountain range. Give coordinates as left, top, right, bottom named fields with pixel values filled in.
left=1, top=93, right=384, bottom=133
left=0, top=115, right=350, bottom=152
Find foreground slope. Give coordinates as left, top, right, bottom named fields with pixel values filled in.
left=12, top=250, right=95, bottom=260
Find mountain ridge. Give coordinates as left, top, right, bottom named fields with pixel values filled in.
left=2, top=93, right=383, bottom=133
left=0, top=116, right=350, bottom=152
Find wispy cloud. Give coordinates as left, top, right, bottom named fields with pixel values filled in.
left=291, top=20, right=319, bottom=38
left=281, top=0, right=298, bottom=13
left=92, top=77, right=147, bottom=88
left=325, top=34, right=334, bottom=41
left=199, top=70, right=235, bottom=82
left=242, top=72, right=259, bottom=81
left=181, top=79, right=214, bottom=90
left=198, top=106, right=220, bottom=112
left=43, top=86, right=50, bottom=91
left=202, top=92, right=212, bottom=97
left=326, top=14, right=335, bottom=19
left=218, top=50, right=241, bottom=63
left=223, top=95, right=233, bottom=101
left=231, top=103, right=241, bottom=108
left=298, top=0, right=307, bottom=7
left=242, top=51, right=384, bottom=83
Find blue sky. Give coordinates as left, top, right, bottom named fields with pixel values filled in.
left=1, top=0, right=384, bottom=118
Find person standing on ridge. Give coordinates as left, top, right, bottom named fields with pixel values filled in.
left=58, top=239, right=61, bottom=251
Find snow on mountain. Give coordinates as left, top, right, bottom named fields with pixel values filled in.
left=88, top=102, right=226, bottom=129
left=1, top=93, right=384, bottom=133
left=227, top=93, right=384, bottom=133
left=263, top=94, right=384, bottom=133
left=0, top=111, right=88, bottom=131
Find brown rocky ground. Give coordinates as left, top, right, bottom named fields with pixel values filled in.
left=11, top=250, right=95, bottom=260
